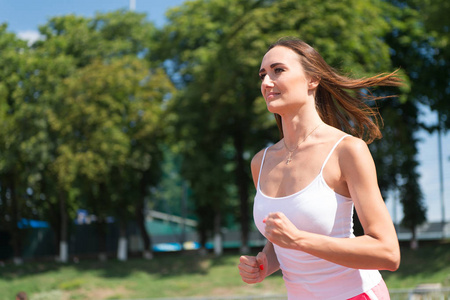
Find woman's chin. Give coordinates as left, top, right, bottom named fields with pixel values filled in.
left=266, top=103, right=283, bottom=114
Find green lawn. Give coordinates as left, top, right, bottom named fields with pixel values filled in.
left=0, top=242, right=449, bottom=300
left=381, top=241, right=450, bottom=288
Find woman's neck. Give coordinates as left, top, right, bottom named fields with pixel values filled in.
left=281, top=107, right=323, bottom=148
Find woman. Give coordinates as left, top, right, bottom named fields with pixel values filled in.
left=238, top=38, right=401, bottom=300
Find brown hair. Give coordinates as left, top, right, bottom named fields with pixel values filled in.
left=268, top=37, right=403, bottom=144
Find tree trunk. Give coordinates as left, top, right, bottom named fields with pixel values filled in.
left=136, top=172, right=153, bottom=259
left=39, top=172, right=60, bottom=257
left=234, top=134, right=250, bottom=254
left=198, top=223, right=208, bottom=256
left=196, top=204, right=211, bottom=256
left=180, top=181, right=188, bottom=248
left=117, top=221, right=128, bottom=261
left=59, top=190, right=68, bottom=263
left=94, top=183, right=109, bottom=261
left=97, top=219, right=108, bottom=261
left=135, top=203, right=153, bottom=259
left=10, top=175, right=23, bottom=265
left=410, top=226, right=418, bottom=250
left=213, top=210, right=222, bottom=256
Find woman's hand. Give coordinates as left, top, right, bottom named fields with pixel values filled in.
left=238, top=252, right=268, bottom=284
left=264, top=212, right=301, bottom=249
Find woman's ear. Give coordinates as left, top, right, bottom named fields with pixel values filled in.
left=308, top=76, right=320, bottom=90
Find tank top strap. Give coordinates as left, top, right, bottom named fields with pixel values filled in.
left=257, top=147, right=270, bottom=189
left=320, top=135, right=351, bottom=173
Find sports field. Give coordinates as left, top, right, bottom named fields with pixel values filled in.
left=1, top=242, right=449, bottom=300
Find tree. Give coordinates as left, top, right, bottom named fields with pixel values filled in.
left=0, top=24, right=24, bottom=263
left=370, top=97, right=427, bottom=247
left=407, top=0, right=450, bottom=235
left=0, top=24, right=66, bottom=263
left=0, top=10, right=173, bottom=262
left=407, top=0, right=450, bottom=129
left=378, top=0, right=446, bottom=245
left=34, top=10, right=174, bottom=260
left=58, top=57, right=173, bottom=259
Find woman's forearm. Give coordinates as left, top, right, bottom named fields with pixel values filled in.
left=295, top=231, right=400, bottom=271
left=263, top=211, right=400, bottom=271
left=262, top=241, right=280, bottom=276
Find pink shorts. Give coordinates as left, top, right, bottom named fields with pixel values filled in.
left=347, top=279, right=390, bottom=300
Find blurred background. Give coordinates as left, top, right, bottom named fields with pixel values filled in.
left=0, top=0, right=449, bottom=299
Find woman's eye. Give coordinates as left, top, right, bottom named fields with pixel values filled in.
left=274, top=68, right=284, bottom=74
left=259, top=73, right=266, bottom=80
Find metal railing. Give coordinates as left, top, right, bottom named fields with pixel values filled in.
left=390, top=286, right=450, bottom=300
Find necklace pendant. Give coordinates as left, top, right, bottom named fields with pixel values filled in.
left=286, top=153, right=293, bottom=165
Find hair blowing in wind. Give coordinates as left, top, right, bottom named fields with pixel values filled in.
left=269, top=37, right=404, bottom=144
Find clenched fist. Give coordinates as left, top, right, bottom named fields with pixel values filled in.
left=238, top=252, right=268, bottom=284
left=264, top=212, right=302, bottom=250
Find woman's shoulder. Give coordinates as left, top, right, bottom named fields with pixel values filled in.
left=250, top=146, right=272, bottom=186
left=321, top=126, right=370, bottom=162
left=339, top=134, right=369, bottom=154
left=251, top=143, right=278, bottom=170
left=251, top=147, right=267, bottom=170
left=322, top=126, right=367, bottom=151
left=339, top=134, right=367, bottom=148
left=335, top=133, right=374, bottom=170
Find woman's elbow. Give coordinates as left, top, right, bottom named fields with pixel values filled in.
left=384, top=246, right=401, bottom=271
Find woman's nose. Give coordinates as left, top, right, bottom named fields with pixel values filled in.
left=261, top=75, right=274, bottom=88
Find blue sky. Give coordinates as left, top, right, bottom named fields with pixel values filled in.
left=0, top=0, right=184, bottom=31
left=0, top=0, right=449, bottom=223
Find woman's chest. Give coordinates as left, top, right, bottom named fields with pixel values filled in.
left=255, top=180, right=351, bottom=236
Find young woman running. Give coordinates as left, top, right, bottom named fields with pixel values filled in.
left=238, top=37, right=401, bottom=300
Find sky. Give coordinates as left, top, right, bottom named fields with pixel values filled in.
left=0, top=0, right=449, bottom=223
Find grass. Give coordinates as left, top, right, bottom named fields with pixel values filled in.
left=381, top=241, right=450, bottom=288
left=0, top=242, right=449, bottom=300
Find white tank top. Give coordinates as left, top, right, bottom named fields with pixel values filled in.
left=253, top=135, right=382, bottom=300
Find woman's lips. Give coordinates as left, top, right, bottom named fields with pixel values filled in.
left=266, top=92, right=280, bottom=100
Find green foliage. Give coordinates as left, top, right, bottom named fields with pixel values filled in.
left=35, top=10, right=175, bottom=236
left=0, top=11, right=173, bottom=257
left=387, top=0, right=450, bottom=129
left=0, top=23, right=41, bottom=256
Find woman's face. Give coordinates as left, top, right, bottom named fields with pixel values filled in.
left=259, top=46, right=314, bottom=114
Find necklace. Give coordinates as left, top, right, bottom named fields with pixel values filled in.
left=283, top=123, right=324, bottom=165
